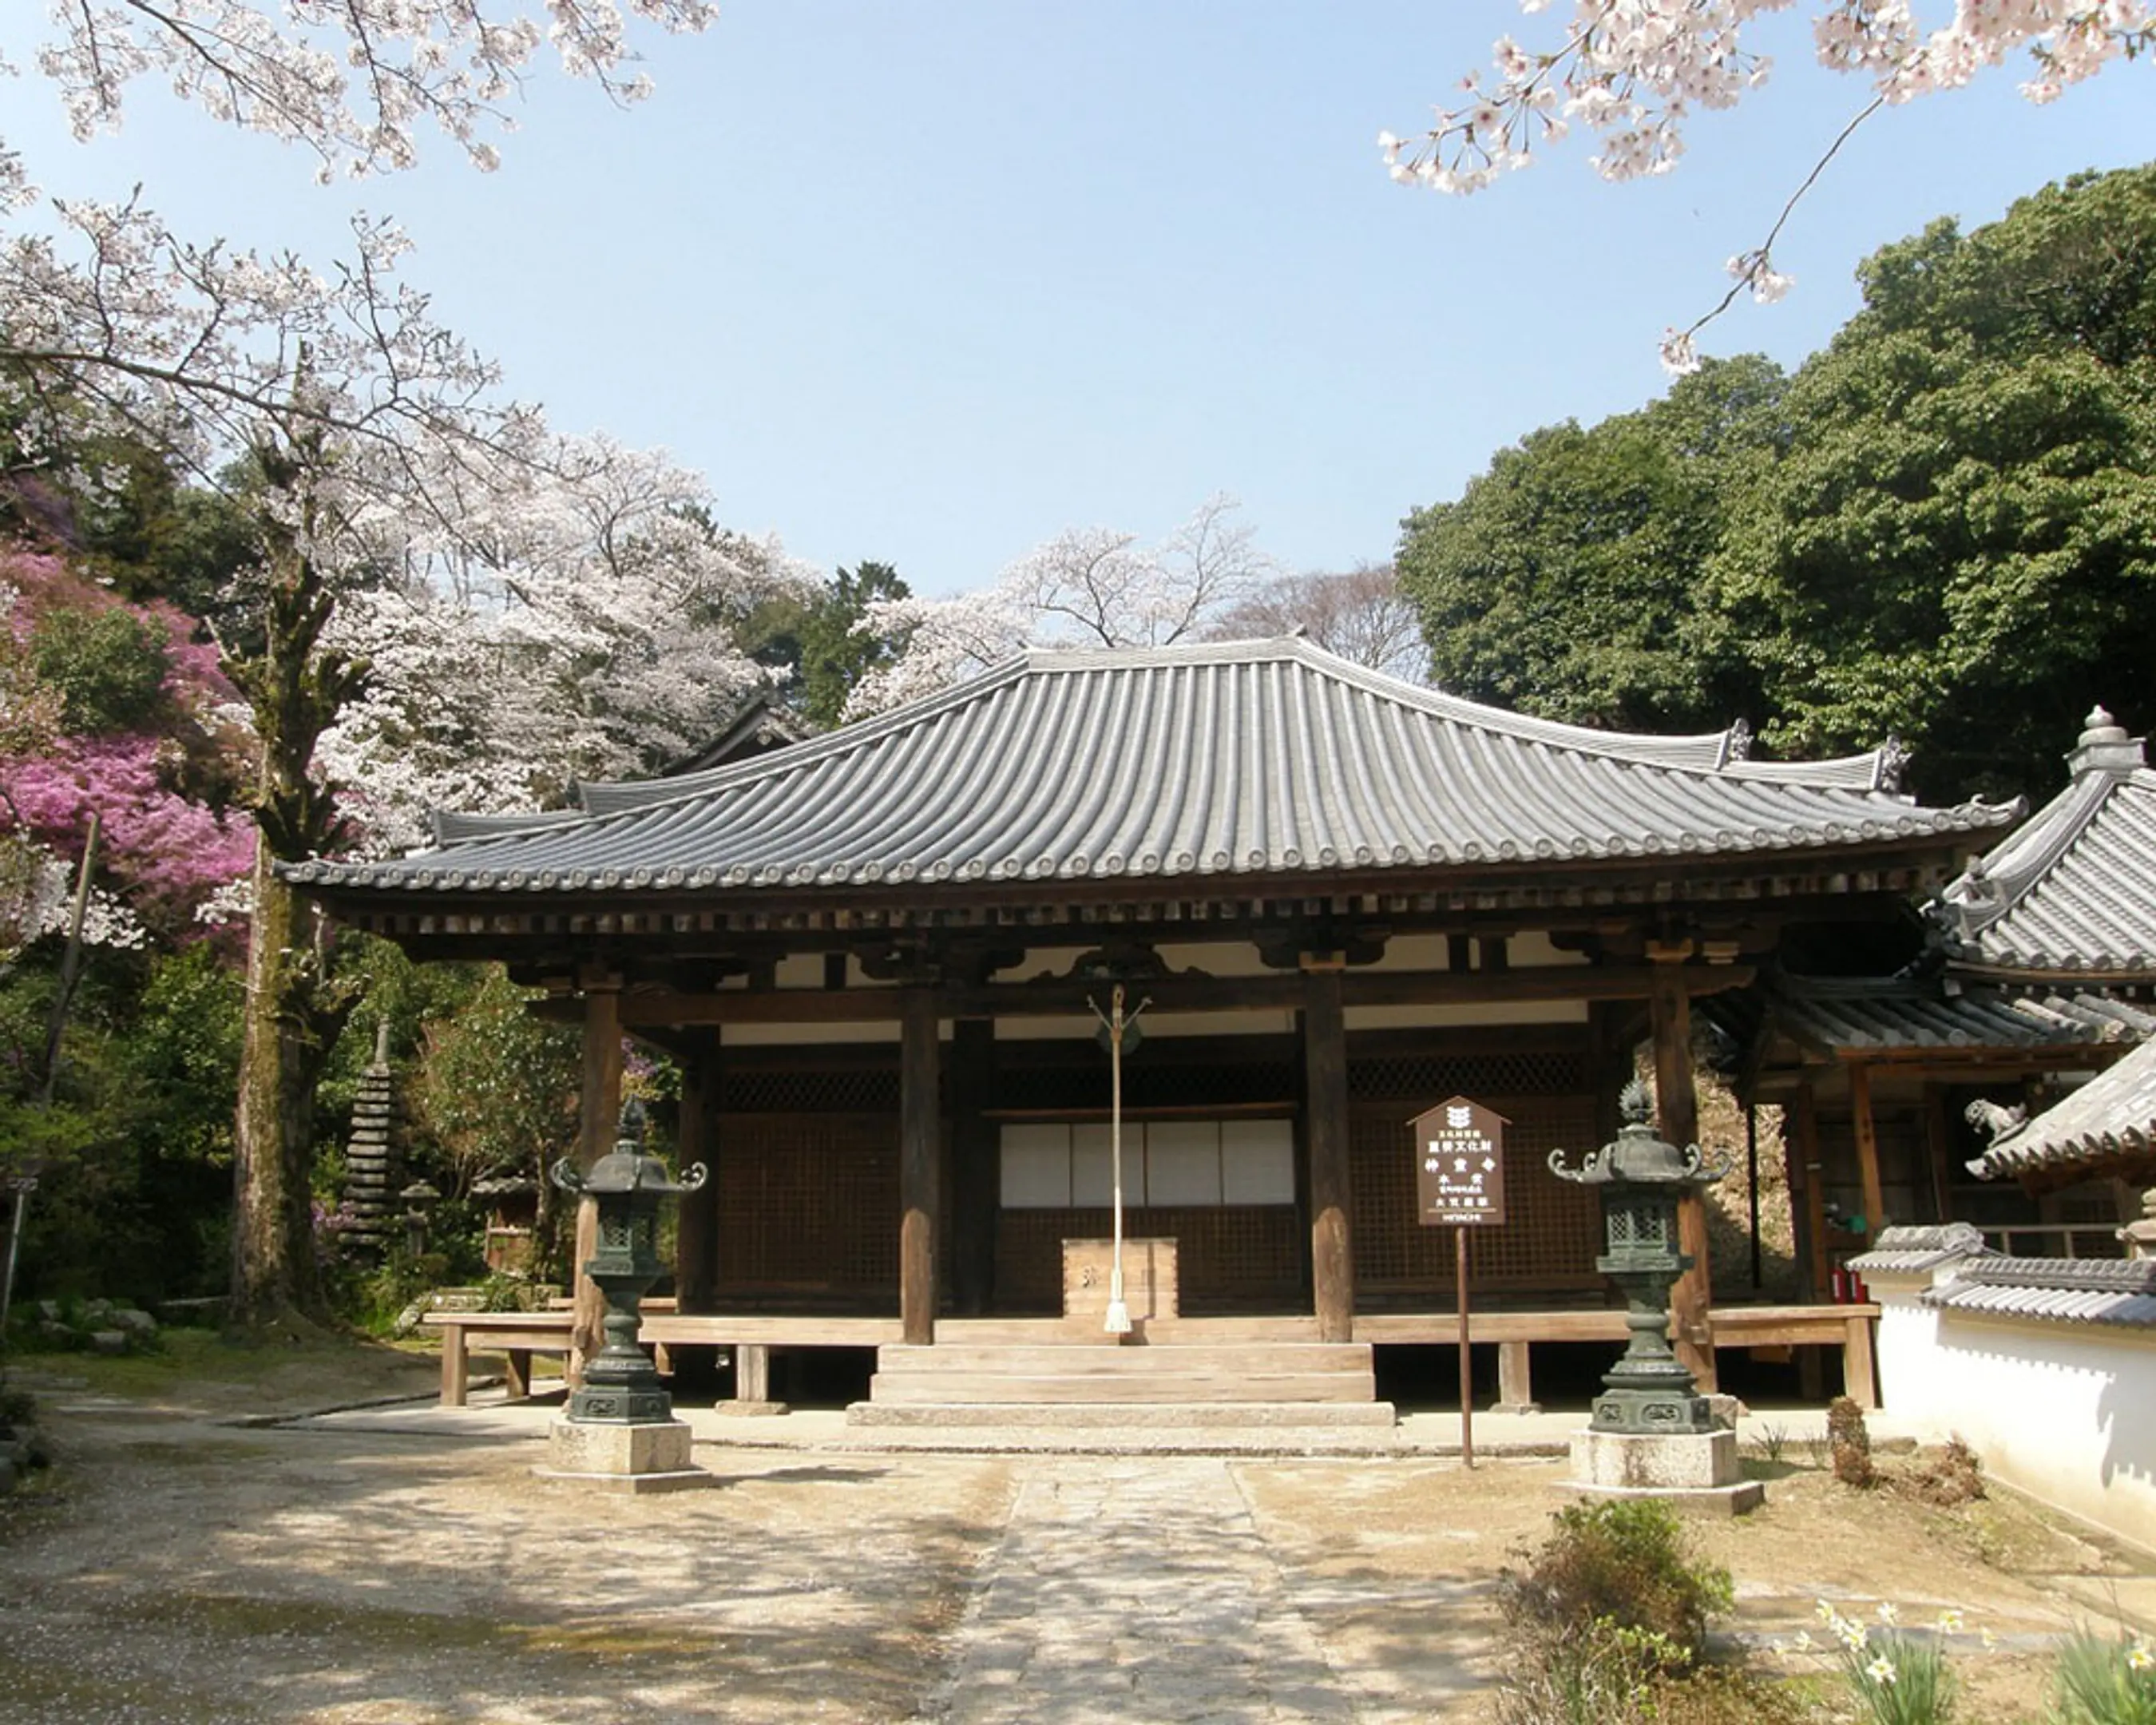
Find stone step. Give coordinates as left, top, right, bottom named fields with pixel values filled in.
left=932, top=1317, right=1325, bottom=1343
left=866, top=1370, right=1377, bottom=1405
left=846, top=1399, right=1399, bottom=1429
left=874, top=1342, right=1371, bottom=1375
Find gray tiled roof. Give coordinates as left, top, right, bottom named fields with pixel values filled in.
left=1923, top=1257, right=2156, bottom=1328
left=284, top=638, right=2013, bottom=898
left=1936, top=708, right=2156, bottom=978
left=1849, top=1223, right=1994, bottom=1274
left=1771, top=978, right=2156, bottom=1054
left=1972, top=1034, right=2156, bottom=1184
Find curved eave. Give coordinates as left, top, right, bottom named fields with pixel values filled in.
left=285, top=827, right=1998, bottom=929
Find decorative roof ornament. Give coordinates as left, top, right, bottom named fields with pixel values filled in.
left=1875, top=734, right=1912, bottom=794
left=2068, top=704, right=2146, bottom=780
left=1721, top=717, right=1753, bottom=766
left=1964, top=1096, right=2028, bottom=1144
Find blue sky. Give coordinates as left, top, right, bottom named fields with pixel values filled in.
left=16, top=5, right=2156, bottom=593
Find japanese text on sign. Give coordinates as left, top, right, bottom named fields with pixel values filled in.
left=1408, top=1096, right=1509, bottom=1227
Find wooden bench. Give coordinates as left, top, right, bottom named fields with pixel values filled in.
left=1353, top=1303, right=1880, bottom=1412
left=423, top=1310, right=575, bottom=1407
left=423, top=1309, right=905, bottom=1407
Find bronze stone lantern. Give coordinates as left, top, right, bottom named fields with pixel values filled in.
left=550, top=1099, right=706, bottom=1425
left=1548, top=1080, right=1730, bottom=1436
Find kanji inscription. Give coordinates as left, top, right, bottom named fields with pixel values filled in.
left=1409, top=1095, right=1509, bottom=1227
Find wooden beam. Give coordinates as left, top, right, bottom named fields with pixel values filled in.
left=1849, top=1061, right=1888, bottom=1235
left=899, top=990, right=940, bottom=1346
left=949, top=1018, right=997, bottom=1317
left=1650, top=959, right=1716, bottom=1391
left=580, top=961, right=1758, bottom=1027
left=569, top=985, right=623, bottom=1380
left=673, top=1050, right=719, bottom=1313
left=1304, top=965, right=1354, bottom=1345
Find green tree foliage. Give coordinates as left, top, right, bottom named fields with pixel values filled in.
left=0, top=944, right=243, bottom=1304
left=26, top=606, right=172, bottom=734
left=1397, top=164, right=2156, bottom=806
left=1398, top=355, right=1787, bottom=734
left=1716, top=166, right=2156, bottom=801
left=797, top=561, right=911, bottom=728
left=1, top=387, right=261, bottom=623
left=407, top=966, right=580, bottom=1198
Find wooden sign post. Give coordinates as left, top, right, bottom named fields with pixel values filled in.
left=1409, top=1096, right=1510, bottom=1469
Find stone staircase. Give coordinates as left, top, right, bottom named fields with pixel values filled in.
left=846, top=1318, right=1395, bottom=1431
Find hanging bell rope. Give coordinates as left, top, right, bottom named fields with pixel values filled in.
left=1088, top=984, right=1151, bottom=1337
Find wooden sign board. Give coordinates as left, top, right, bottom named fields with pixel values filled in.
left=1409, top=1096, right=1510, bottom=1227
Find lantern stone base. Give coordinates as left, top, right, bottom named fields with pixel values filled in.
left=535, top=1417, right=713, bottom=1493
left=1565, top=1429, right=1763, bottom=1517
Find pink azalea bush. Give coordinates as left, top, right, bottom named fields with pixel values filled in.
left=2, top=548, right=256, bottom=932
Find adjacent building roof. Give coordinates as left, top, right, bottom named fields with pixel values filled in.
left=1934, top=708, right=2156, bottom=979
left=1971, top=1033, right=2156, bottom=1187
left=1922, top=1256, right=2156, bottom=1328
left=1767, top=976, right=2156, bottom=1057
left=658, top=692, right=810, bottom=778
left=284, top=638, right=2012, bottom=902
left=1849, top=1223, right=1994, bottom=1275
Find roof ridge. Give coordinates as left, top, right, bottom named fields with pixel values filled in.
left=568, top=635, right=1920, bottom=819
left=1029, top=634, right=1906, bottom=785
left=1945, top=769, right=2138, bottom=936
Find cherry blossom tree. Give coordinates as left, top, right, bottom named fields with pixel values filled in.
left=1381, top=2, right=2153, bottom=368
left=319, top=436, right=801, bottom=849
left=2, top=1, right=727, bottom=1329
left=847, top=495, right=1274, bottom=716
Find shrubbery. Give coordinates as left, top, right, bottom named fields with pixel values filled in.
left=1492, top=1498, right=1805, bottom=1725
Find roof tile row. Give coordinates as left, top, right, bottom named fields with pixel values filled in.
left=285, top=640, right=2008, bottom=898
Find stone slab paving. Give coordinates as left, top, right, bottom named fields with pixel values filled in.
left=915, top=1457, right=1361, bottom=1724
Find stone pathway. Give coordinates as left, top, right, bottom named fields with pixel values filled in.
left=918, top=1457, right=1361, bottom=1724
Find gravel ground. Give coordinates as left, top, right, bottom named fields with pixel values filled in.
left=2, top=1341, right=2150, bottom=1723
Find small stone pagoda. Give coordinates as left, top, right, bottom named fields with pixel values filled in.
left=339, top=1023, right=403, bottom=1258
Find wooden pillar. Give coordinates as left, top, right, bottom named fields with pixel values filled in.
left=569, top=982, right=624, bottom=1379
left=1788, top=1084, right=1831, bottom=1304
left=674, top=1045, right=719, bottom=1314
left=1649, top=955, right=1715, bottom=1390
left=1849, top=1061, right=1887, bottom=1235
left=1495, top=1340, right=1539, bottom=1415
left=949, top=1017, right=998, bottom=1317
left=1303, top=962, right=1354, bottom=1344
left=900, top=989, right=941, bottom=1346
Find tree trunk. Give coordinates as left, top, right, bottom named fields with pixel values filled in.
left=229, top=835, right=347, bottom=1329
left=223, top=439, right=372, bottom=1334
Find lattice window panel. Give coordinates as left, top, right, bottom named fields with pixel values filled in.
left=994, top=1206, right=1302, bottom=1315
left=714, top=1114, right=897, bottom=1295
left=1349, top=1050, right=1588, bottom=1102
left=719, top=1067, right=901, bottom=1114
left=1350, top=1097, right=1603, bottom=1294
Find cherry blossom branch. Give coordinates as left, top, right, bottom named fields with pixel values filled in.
left=39, top=0, right=720, bottom=179
left=1383, top=2, right=2156, bottom=365
left=1658, top=92, right=1882, bottom=373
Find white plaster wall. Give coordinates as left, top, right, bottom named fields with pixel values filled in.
left=1865, top=1273, right=1952, bottom=1423
left=1879, top=1307, right=2156, bottom=1554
